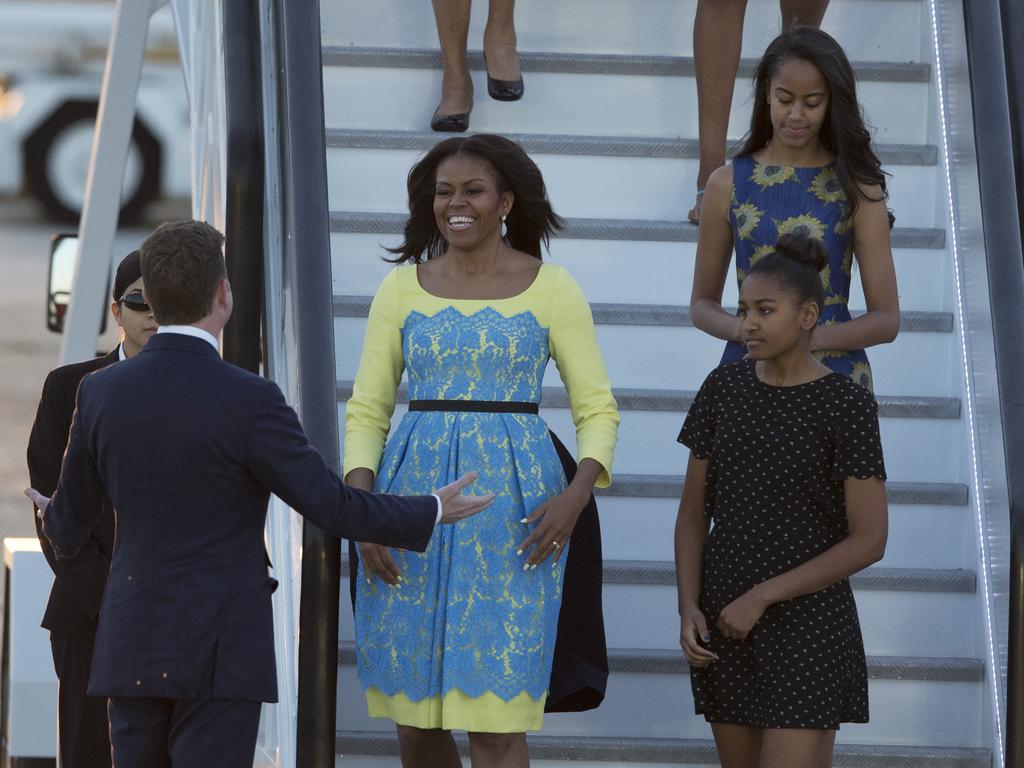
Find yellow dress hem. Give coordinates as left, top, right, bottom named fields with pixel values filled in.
left=365, top=687, right=546, bottom=733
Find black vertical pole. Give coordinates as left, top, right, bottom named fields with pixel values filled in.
left=222, top=0, right=265, bottom=375
left=963, top=2, right=1024, bottom=765
left=274, top=0, right=340, bottom=764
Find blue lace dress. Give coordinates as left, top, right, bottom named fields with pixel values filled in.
left=343, top=263, right=619, bottom=732
left=721, top=155, right=874, bottom=391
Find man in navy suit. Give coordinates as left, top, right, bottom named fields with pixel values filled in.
left=27, top=220, right=492, bottom=767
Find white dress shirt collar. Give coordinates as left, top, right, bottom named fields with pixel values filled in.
left=117, top=343, right=126, bottom=362
left=156, top=325, right=220, bottom=352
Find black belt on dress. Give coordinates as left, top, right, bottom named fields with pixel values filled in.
left=408, top=399, right=539, bottom=415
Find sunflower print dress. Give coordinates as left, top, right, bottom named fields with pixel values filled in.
left=343, top=263, right=619, bottom=733
left=721, top=155, right=874, bottom=391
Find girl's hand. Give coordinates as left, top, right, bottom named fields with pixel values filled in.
left=679, top=606, right=718, bottom=668
left=358, top=542, right=401, bottom=587
left=716, top=588, right=769, bottom=640
left=516, top=490, right=586, bottom=569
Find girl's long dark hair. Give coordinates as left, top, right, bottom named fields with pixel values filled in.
left=737, top=26, right=889, bottom=224
left=387, top=134, right=564, bottom=264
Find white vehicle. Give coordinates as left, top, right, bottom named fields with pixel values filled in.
left=0, top=1, right=188, bottom=222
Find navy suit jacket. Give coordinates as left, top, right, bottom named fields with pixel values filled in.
left=27, top=348, right=119, bottom=639
left=43, top=332, right=436, bottom=702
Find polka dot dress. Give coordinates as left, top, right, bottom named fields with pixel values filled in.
left=677, top=359, right=887, bottom=729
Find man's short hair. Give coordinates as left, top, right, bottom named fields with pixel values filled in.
left=112, top=250, right=142, bottom=302
left=139, top=221, right=226, bottom=325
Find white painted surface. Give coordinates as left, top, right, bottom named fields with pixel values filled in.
left=329, top=235, right=950, bottom=313
left=4, top=538, right=57, bottom=759
left=322, top=68, right=929, bottom=145
left=321, top=0, right=924, bottom=62
left=325, top=147, right=938, bottom=224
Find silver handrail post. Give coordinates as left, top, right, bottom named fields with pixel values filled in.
left=59, top=0, right=167, bottom=364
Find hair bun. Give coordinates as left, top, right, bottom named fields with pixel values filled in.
left=774, top=232, right=829, bottom=272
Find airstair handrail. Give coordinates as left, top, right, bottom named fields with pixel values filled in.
left=267, top=0, right=341, bottom=765
left=961, top=2, right=1024, bottom=766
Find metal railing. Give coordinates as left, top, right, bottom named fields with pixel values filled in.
left=961, top=1, right=1024, bottom=766
left=222, top=0, right=339, bottom=763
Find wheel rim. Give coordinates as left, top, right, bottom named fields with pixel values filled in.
left=44, top=121, right=145, bottom=214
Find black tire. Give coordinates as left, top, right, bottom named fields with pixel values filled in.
left=23, top=100, right=162, bottom=225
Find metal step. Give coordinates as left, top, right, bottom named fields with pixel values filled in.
left=596, top=474, right=968, bottom=506
left=326, top=128, right=937, bottom=166
left=330, top=210, right=947, bottom=249
left=333, top=295, right=952, bottom=334
left=338, top=557, right=974, bottom=593
left=335, top=732, right=991, bottom=767
left=321, top=46, right=931, bottom=83
left=336, top=382, right=960, bottom=420
left=603, top=560, right=976, bottom=593
left=336, top=643, right=982, bottom=682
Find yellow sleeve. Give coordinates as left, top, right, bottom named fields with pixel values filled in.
left=343, top=268, right=404, bottom=478
left=547, top=267, right=619, bottom=488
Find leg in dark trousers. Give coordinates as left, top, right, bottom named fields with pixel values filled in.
left=108, top=695, right=261, bottom=768
left=50, top=632, right=112, bottom=768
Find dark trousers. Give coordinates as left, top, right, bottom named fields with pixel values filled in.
left=106, top=694, right=260, bottom=768
left=50, top=631, right=112, bottom=768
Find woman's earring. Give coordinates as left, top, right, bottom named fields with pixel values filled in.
left=501, top=214, right=508, bottom=239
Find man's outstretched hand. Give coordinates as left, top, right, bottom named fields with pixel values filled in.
left=435, top=472, right=494, bottom=524
left=25, top=488, right=50, bottom=519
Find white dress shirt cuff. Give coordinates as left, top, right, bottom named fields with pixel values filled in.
left=432, top=494, right=443, bottom=525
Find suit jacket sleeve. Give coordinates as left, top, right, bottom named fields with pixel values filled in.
left=41, top=374, right=106, bottom=562
left=27, top=369, right=111, bottom=619
left=248, top=379, right=436, bottom=551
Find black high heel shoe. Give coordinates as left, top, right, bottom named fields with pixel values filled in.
left=430, top=108, right=470, bottom=133
left=483, top=52, right=524, bottom=102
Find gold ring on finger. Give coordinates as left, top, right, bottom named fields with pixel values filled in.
left=551, top=541, right=560, bottom=549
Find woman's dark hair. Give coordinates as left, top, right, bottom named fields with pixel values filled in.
left=748, top=232, right=829, bottom=311
left=737, top=26, right=890, bottom=225
left=386, top=134, right=564, bottom=263
left=112, top=250, right=142, bottom=301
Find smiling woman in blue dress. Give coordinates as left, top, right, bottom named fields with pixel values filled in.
left=690, top=26, right=900, bottom=392
left=344, top=134, right=619, bottom=768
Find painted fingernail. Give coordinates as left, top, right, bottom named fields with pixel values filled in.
left=516, top=549, right=523, bottom=556
left=520, top=518, right=528, bottom=523
left=397, top=576, right=403, bottom=583
left=529, top=563, right=538, bottom=570
left=522, top=563, right=530, bottom=571
left=702, top=632, right=710, bottom=642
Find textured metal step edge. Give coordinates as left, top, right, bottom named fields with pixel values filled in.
left=604, top=560, right=976, bottom=593
left=336, top=643, right=983, bottom=682
left=333, top=295, right=953, bottom=333
left=335, top=731, right=991, bottom=766
left=330, top=211, right=947, bottom=249
left=321, top=47, right=931, bottom=83
left=326, top=128, right=938, bottom=166
left=599, top=474, right=969, bottom=506
left=336, top=381, right=961, bottom=420
left=338, top=557, right=974, bottom=593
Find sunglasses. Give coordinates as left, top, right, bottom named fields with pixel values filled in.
left=119, top=290, right=150, bottom=313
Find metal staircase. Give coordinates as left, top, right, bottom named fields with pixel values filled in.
left=316, top=0, right=1003, bottom=764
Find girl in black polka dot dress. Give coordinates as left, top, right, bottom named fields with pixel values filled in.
left=675, top=233, right=889, bottom=768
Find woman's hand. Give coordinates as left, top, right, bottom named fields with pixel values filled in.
left=516, top=490, right=587, bottom=569
left=716, top=587, right=769, bottom=640
left=358, top=542, right=401, bottom=587
left=679, top=605, right=718, bottom=668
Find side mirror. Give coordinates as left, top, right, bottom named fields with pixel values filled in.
left=47, top=234, right=108, bottom=334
